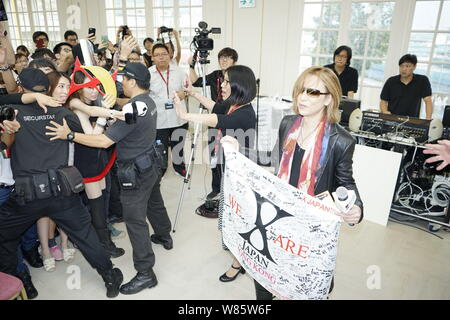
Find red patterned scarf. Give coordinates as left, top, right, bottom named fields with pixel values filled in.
left=277, top=115, right=327, bottom=196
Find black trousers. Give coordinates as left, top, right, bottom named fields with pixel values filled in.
left=0, top=194, right=112, bottom=275
left=156, top=123, right=188, bottom=176
left=120, top=166, right=171, bottom=273
left=108, top=162, right=123, bottom=220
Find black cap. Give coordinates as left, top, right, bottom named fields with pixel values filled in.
left=118, top=62, right=150, bottom=82
left=18, top=68, right=49, bottom=93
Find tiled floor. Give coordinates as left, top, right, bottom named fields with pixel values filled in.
left=29, top=164, right=450, bottom=300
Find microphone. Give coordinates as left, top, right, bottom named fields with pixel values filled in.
left=332, top=186, right=356, bottom=226
left=256, top=78, right=260, bottom=86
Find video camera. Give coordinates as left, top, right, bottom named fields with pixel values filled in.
left=192, top=21, right=221, bottom=60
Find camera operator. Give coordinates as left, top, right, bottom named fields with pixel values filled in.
left=189, top=47, right=238, bottom=103
left=46, top=62, right=172, bottom=295
left=157, top=27, right=181, bottom=66
left=149, top=43, right=188, bottom=177
left=0, top=68, right=124, bottom=298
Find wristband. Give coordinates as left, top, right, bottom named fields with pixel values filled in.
left=96, top=117, right=107, bottom=127
left=0, top=65, right=11, bottom=72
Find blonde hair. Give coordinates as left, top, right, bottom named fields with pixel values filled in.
left=292, top=66, right=342, bottom=123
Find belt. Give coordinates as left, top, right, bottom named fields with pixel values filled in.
left=0, top=184, right=13, bottom=189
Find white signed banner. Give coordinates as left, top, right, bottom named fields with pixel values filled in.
left=222, top=150, right=342, bottom=300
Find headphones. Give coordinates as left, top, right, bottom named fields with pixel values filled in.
left=122, top=101, right=148, bottom=124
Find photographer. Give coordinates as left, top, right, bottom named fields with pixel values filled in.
left=46, top=62, right=172, bottom=295
left=149, top=43, right=188, bottom=177
left=32, top=31, right=49, bottom=50
left=0, top=68, right=124, bottom=298
left=157, top=27, right=181, bottom=66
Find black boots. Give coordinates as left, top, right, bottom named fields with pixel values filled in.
left=88, top=196, right=125, bottom=258
left=97, top=228, right=125, bottom=258
left=119, top=269, right=158, bottom=295
left=100, top=268, right=124, bottom=298
left=22, top=244, right=43, bottom=268
left=15, top=270, right=38, bottom=299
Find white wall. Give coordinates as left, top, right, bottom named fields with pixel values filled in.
left=203, top=0, right=302, bottom=98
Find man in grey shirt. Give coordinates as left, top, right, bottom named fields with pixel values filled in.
left=46, top=63, right=172, bottom=295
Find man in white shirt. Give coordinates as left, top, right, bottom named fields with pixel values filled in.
left=149, top=43, right=188, bottom=177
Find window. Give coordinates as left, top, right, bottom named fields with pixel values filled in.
left=4, top=0, right=60, bottom=50
left=4, top=0, right=32, bottom=49
left=152, top=0, right=203, bottom=66
left=105, top=0, right=147, bottom=46
left=299, top=0, right=342, bottom=71
left=408, top=0, right=450, bottom=118
left=4, top=0, right=61, bottom=51
left=299, top=0, right=396, bottom=109
left=31, top=0, right=60, bottom=47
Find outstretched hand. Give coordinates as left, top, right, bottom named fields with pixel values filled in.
left=101, top=93, right=116, bottom=109
left=423, top=139, right=450, bottom=170
left=173, top=91, right=187, bottom=120
left=35, top=93, right=62, bottom=113
left=45, top=118, right=71, bottom=141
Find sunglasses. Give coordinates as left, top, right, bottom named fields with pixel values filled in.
left=301, top=87, right=329, bottom=98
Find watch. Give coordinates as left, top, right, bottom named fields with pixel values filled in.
left=67, top=132, right=75, bottom=141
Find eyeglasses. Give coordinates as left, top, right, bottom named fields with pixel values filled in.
left=153, top=53, right=169, bottom=57
left=301, top=88, right=329, bottom=98
left=336, top=54, right=347, bottom=59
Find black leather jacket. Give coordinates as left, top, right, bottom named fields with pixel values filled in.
left=275, top=115, right=364, bottom=223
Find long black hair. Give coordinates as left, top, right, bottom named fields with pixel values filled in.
left=223, top=65, right=256, bottom=106
left=333, top=45, right=352, bottom=66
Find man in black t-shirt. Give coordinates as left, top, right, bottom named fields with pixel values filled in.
left=46, top=63, right=172, bottom=296
left=0, top=68, right=124, bottom=298
left=380, top=54, right=433, bottom=119
left=324, top=45, right=359, bottom=98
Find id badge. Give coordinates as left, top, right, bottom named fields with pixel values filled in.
left=210, top=153, right=218, bottom=169
left=165, top=101, right=174, bottom=110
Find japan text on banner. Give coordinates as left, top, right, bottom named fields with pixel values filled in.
left=221, top=149, right=342, bottom=300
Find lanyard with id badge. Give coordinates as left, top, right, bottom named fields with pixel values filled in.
left=156, top=67, right=174, bottom=109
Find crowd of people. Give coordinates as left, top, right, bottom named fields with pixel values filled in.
left=0, top=20, right=444, bottom=301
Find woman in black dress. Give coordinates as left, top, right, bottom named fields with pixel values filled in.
left=174, top=65, right=257, bottom=283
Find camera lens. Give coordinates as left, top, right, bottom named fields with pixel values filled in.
left=0, top=105, right=15, bottom=123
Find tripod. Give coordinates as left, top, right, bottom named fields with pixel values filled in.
left=173, top=52, right=210, bottom=232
